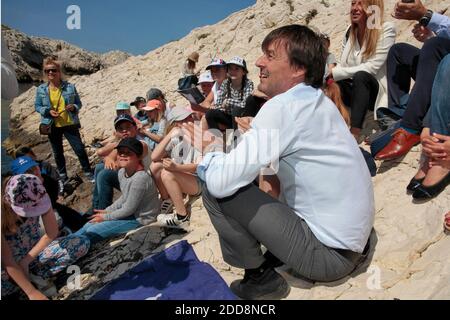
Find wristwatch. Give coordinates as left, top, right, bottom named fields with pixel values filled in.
left=419, top=9, right=433, bottom=27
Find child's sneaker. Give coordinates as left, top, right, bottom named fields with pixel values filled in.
left=83, top=171, right=95, bottom=183
left=155, top=212, right=190, bottom=230
left=160, top=199, right=174, bottom=215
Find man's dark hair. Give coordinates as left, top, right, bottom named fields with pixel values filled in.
left=262, top=25, right=327, bottom=88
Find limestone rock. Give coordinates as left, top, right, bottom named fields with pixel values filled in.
left=1, top=24, right=130, bottom=82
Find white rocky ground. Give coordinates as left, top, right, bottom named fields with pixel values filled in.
left=4, top=0, right=450, bottom=299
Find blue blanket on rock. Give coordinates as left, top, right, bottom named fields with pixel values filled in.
left=91, top=240, right=236, bottom=300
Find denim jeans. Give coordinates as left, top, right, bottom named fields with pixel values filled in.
left=48, top=124, right=91, bottom=176
left=92, top=163, right=120, bottom=210
left=74, top=215, right=141, bottom=244
left=428, top=54, right=450, bottom=136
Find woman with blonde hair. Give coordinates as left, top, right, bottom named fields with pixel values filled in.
left=329, top=0, right=396, bottom=140
left=34, top=57, right=93, bottom=182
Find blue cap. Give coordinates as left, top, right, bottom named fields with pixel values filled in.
left=116, top=101, right=130, bottom=110
left=114, top=113, right=136, bottom=129
left=11, top=156, right=39, bottom=175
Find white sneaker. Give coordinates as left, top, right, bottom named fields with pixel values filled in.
left=160, top=199, right=174, bottom=215
left=155, top=212, right=190, bottom=229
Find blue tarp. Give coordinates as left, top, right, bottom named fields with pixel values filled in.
left=91, top=240, right=236, bottom=300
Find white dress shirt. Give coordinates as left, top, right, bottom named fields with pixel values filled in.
left=198, top=83, right=375, bottom=253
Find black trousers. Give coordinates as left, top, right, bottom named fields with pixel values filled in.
left=387, top=37, right=450, bottom=131
left=54, top=203, right=90, bottom=232
left=337, top=71, right=379, bottom=129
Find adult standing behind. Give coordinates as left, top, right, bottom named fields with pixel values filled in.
left=34, top=57, right=93, bottom=183
left=185, top=25, right=374, bottom=300
left=330, top=0, right=396, bottom=140
left=375, top=0, right=450, bottom=160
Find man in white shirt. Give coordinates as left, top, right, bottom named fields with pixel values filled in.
left=185, top=25, right=375, bottom=300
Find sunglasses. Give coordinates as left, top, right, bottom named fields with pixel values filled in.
left=44, top=68, right=59, bottom=74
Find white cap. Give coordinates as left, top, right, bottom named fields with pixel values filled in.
left=198, top=71, right=214, bottom=84
left=227, top=56, right=248, bottom=73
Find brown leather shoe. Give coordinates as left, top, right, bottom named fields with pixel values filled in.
left=375, top=128, right=420, bottom=160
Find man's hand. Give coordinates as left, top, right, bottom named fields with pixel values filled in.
left=49, top=110, right=59, bottom=118
left=235, top=117, right=253, bottom=133
left=65, top=104, right=75, bottom=112
left=162, top=158, right=179, bottom=172
left=393, top=0, right=427, bottom=21
left=412, top=24, right=434, bottom=42
left=182, top=122, right=224, bottom=154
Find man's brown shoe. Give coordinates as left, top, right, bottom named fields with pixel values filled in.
left=375, top=128, right=420, bottom=160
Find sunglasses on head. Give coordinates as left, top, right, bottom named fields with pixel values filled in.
left=44, top=68, right=59, bottom=74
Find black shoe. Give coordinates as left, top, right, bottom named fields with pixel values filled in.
left=406, top=177, right=425, bottom=194
left=412, top=172, right=450, bottom=200
left=230, top=267, right=290, bottom=300
left=263, top=251, right=284, bottom=269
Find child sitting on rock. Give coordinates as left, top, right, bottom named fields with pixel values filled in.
left=74, top=137, right=160, bottom=243
left=139, top=99, right=167, bottom=151
left=1, top=174, right=90, bottom=300
left=150, top=106, right=202, bottom=230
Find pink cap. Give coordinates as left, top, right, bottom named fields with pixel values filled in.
left=5, top=174, right=52, bottom=217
